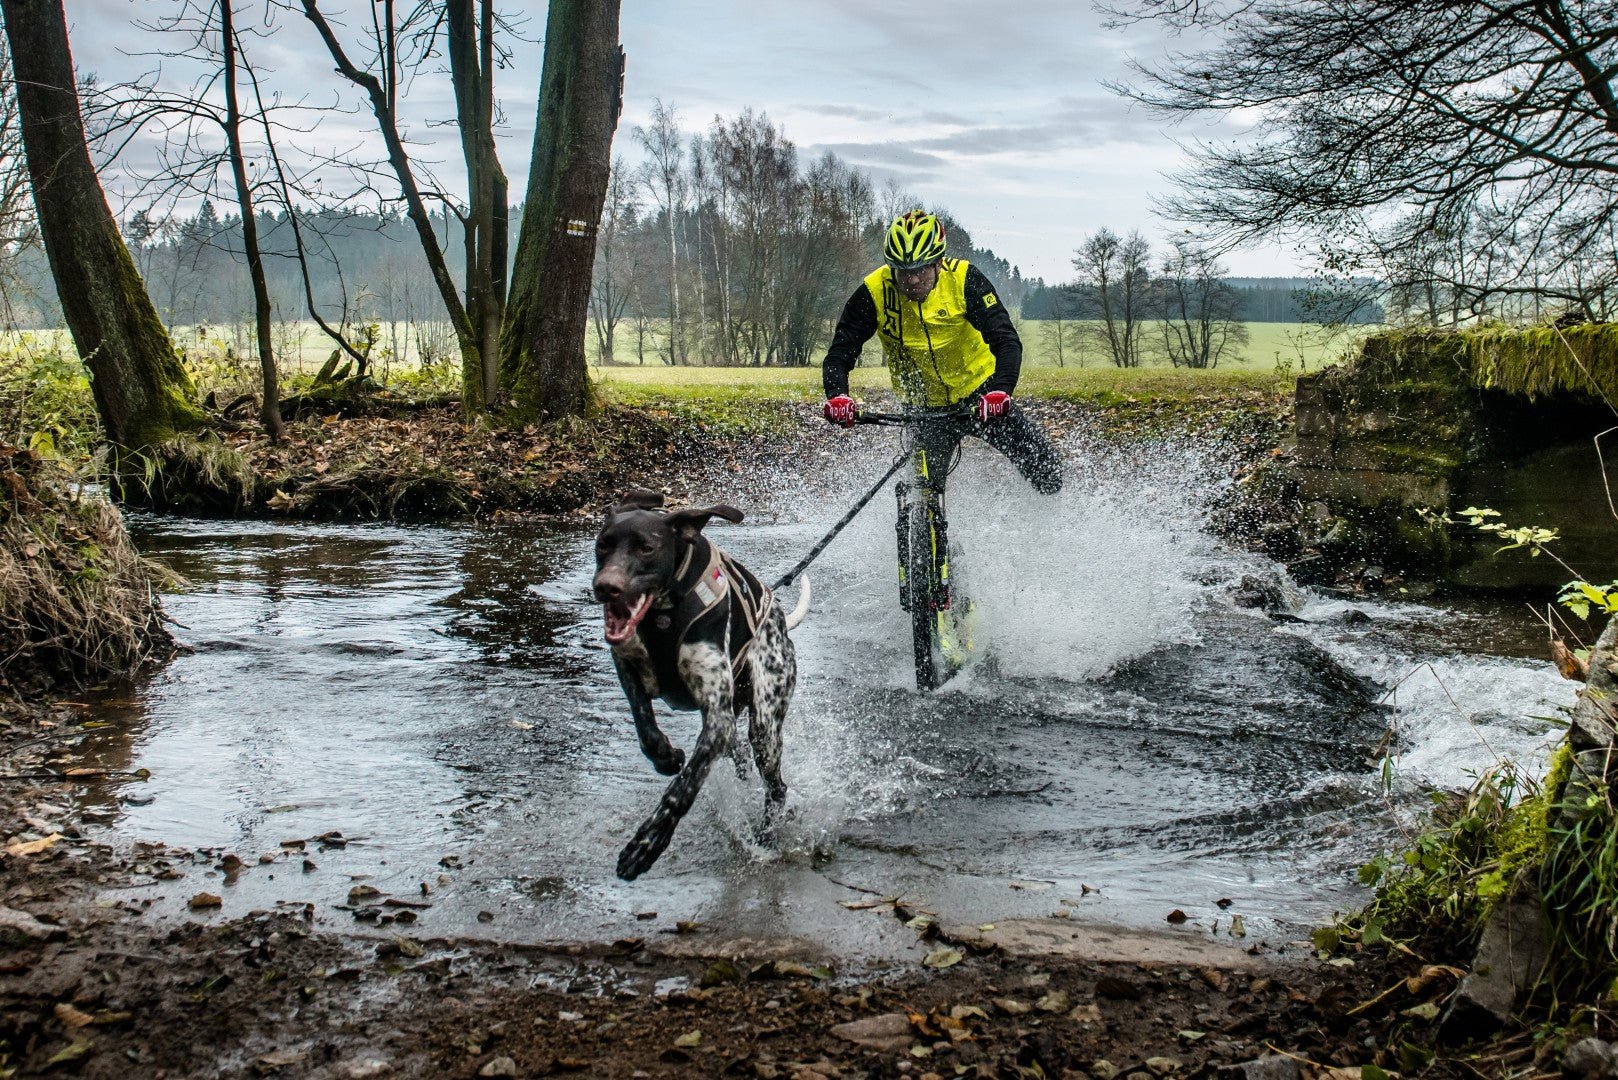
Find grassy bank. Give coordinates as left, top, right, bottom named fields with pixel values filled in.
left=2, top=337, right=1298, bottom=519
left=595, top=362, right=1297, bottom=407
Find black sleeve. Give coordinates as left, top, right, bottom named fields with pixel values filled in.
left=822, top=285, right=878, bottom=398
left=963, top=264, right=1022, bottom=396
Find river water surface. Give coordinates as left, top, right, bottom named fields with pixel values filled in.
left=79, top=439, right=1575, bottom=962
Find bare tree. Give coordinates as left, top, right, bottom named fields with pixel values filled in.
left=636, top=100, right=686, bottom=364
left=1041, top=284, right=1083, bottom=367
left=1113, top=0, right=1618, bottom=316
left=1154, top=241, right=1247, bottom=369
left=299, top=0, right=485, bottom=408
left=218, top=0, right=284, bottom=438
left=2, top=0, right=206, bottom=452
left=1073, top=228, right=1151, bottom=368
left=445, top=0, right=508, bottom=408
left=590, top=158, right=637, bottom=364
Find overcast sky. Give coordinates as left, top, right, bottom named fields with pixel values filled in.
left=62, top=0, right=1303, bottom=282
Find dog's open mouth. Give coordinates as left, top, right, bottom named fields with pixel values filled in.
left=603, top=593, right=653, bottom=645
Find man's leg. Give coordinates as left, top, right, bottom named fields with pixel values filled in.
left=977, top=403, right=1063, bottom=494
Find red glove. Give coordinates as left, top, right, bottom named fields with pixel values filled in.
left=823, top=395, right=857, bottom=427
left=974, top=390, right=1010, bottom=422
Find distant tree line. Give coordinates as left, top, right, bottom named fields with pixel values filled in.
left=4, top=103, right=1027, bottom=371
left=593, top=101, right=1025, bottom=366
left=1023, top=275, right=1383, bottom=324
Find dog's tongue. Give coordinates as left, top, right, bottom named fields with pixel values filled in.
left=603, top=593, right=652, bottom=644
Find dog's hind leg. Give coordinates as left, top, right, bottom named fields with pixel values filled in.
left=747, top=609, right=794, bottom=841
left=613, top=654, right=684, bottom=776
left=616, top=643, right=735, bottom=881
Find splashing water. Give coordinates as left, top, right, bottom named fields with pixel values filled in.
left=80, top=435, right=1575, bottom=956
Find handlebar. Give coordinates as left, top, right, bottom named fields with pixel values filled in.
left=854, top=404, right=972, bottom=426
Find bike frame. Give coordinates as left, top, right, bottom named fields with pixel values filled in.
left=857, top=406, right=974, bottom=690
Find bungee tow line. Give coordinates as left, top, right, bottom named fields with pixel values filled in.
left=769, top=452, right=910, bottom=592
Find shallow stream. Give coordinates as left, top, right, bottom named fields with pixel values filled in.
left=78, top=438, right=1575, bottom=963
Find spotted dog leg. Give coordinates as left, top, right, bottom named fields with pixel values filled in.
left=612, top=653, right=684, bottom=777
left=616, top=641, right=735, bottom=881
left=747, top=605, right=794, bottom=842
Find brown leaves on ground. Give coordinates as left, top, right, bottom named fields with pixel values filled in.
left=222, top=405, right=696, bottom=520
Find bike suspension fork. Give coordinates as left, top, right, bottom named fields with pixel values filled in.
left=895, top=480, right=912, bottom=611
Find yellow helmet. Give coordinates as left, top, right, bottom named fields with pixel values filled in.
left=884, top=210, right=947, bottom=270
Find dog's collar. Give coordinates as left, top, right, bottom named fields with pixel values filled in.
left=669, top=536, right=712, bottom=597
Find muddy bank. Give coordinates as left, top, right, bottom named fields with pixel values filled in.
left=0, top=711, right=1434, bottom=1079
left=177, top=387, right=1290, bottom=522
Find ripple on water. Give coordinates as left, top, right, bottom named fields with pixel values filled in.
left=86, top=447, right=1576, bottom=954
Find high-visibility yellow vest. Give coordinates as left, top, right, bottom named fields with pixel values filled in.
left=863, top=258, right=995, bottom=406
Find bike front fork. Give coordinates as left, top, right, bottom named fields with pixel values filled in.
left=895, top=480, right=951, bottom=613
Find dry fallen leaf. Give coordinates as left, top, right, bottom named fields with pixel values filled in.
left=5, top=833, right=63, bottom=857
left=672, top=1030, right=702, bottom=1048
left=256, top=1048, right=309, bottom=1069
left=54, top=1002, right=94, bottom=1028
left=188, top=892, right=222, bottom=910
left=922, top=947, right=963, bottom=969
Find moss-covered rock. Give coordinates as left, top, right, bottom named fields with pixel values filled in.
left=1289, top=326, right=1618, bottom=590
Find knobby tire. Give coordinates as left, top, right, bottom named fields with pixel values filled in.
left=907, top=494, right=940, bottom=691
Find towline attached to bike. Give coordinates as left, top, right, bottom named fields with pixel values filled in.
left=772, top=405, right=977, bottom=692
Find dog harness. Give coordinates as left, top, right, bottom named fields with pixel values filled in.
left=638, top=535, right=772, bottom=710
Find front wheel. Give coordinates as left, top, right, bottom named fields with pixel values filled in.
left=906, top=494, right=941, bottom=691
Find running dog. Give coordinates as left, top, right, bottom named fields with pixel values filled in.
left=592, top=489, right=811, bottom=880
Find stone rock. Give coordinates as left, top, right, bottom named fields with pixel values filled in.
left=829, top=1012, right=913, bottom=1052
left=1232, top=574, right=1295, bottom=613
left=1439, top=890, right=1550, bottom=1042
left=1562, top=1038, right=1618, bottom=1080
left=1218, top=1057, right=1302, bottom=1080
left=478, top=1056, right=518, bottom=1078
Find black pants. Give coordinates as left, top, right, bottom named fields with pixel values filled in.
left=911, top=402, right=1063, bottom=495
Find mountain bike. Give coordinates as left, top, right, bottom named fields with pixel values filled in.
left=856, top=405, right=975, bottom=691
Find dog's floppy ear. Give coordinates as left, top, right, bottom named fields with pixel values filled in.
left=606, top=488, right=665, bottom=517
left=666, top=503, right=744, bottom=536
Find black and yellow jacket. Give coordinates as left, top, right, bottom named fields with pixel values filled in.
left=822, top=259, right=1021, bottom=406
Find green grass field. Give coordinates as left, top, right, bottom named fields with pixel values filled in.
left=592, top=358, right=1303, bottom=410
left=5, top=317, right=1366, bottom=374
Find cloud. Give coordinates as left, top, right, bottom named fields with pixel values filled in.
left=51, top=0, right=1304, bottom=278
left=808, top=141, right=951, bottom=175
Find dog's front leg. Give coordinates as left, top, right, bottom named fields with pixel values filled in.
left=612, top=653, right=685, bottom=776
left=616, top=643, right=734, bottom=881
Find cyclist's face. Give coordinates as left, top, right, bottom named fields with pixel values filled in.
left=895, top=261, right=939, bottom=301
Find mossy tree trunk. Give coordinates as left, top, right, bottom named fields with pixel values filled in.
left=499, top=0, right=623, bottom=423
left=1, top=0, right=206, bottom=451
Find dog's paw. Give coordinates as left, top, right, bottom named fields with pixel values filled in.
left=617, top=815, right=678, bottom=880
left=652, top=747, right=686, bottom=777
left=755, top=799, right=793, bottom=847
